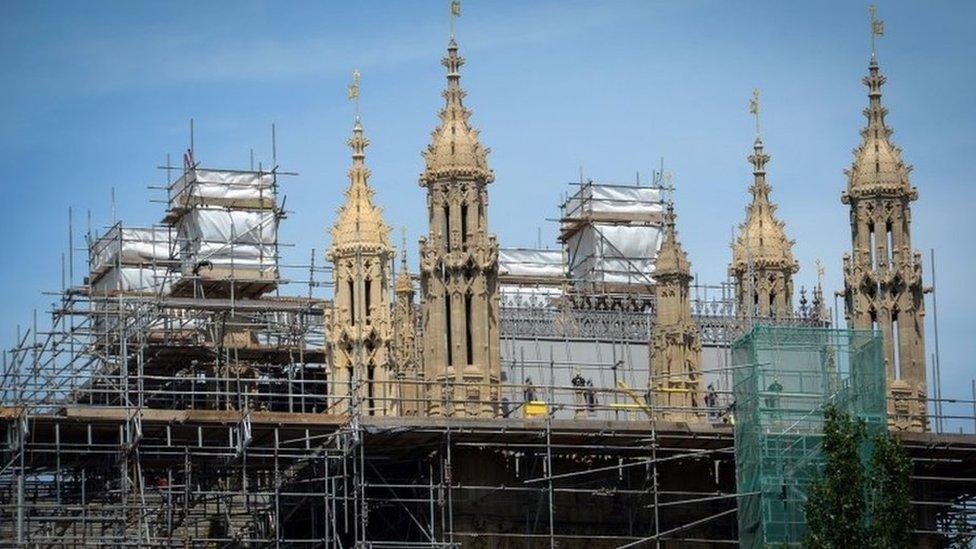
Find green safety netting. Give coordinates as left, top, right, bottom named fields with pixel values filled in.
left=733, top=325, right=886, bottom=548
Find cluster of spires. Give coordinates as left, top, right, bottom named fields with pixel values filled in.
left=322, top=4, right=926, bottom=426
left=330, top=34, right=491, bottom=261
left=326, top=4, right=906, bottom=318
left=329, top=9, right=908, bottom=286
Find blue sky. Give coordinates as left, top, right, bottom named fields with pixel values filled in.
left=1, top=1, right=974, bottom=414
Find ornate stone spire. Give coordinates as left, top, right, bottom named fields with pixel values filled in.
left=732, top=137, right=797, bottom=273
left=330, top=118, right=392, bottom=253
left=396, top=231, right=414, bottom=294
left=729, top=132, right=799, bottom=319
left=420, top=38, right=494, bottom=186
left=650, top=203, right=703, bottom=422
left=843, top=58, right=916, bottom=201
left=328, top=106, right=396, bottom=416
left=655, top=204, right=691, bottom=279
left=393, top=231, right=422, bottom=416
left=418, top=35, right=501, bottom=418
left=841, top=52, right=928, bottom=431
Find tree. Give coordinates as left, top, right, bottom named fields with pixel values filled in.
left=804, top=404, right=867, bottom=548
left=803, top=404, right=915, bottom=549
left=867, top=431, right=913, bottom=548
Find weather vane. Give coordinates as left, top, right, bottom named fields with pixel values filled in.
left=347, top=69, right=361, bottom=120
left=748, top=88, right=761, bottom=137
left=869, top=5, right=885, bottom=58
left=450, top=0, right=461, bottom=38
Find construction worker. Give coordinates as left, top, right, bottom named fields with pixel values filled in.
left=523, top=377, right=535, bottom=404
left=705, top=383, right=718, bottom=421
left=571, top=369, right=587, bottom=418
left=585, top=379, right=597, bottom=415
left=765, top=376, right=784, bottom=410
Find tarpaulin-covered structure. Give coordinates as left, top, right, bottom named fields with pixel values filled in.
left=169, top=168, right=276, bottom=210
left=164, top=166, right=281, bottom=296
left=499, top=248, right=564, bottom=280
left=89, top=224, right=174, bottom=294
left=176, top=209, right=278, bottom=273
left=560, top=182, right=665, bottom=288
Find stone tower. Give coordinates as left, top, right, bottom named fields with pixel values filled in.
left=393, top=240, right=423, bottom=416
left=730, top=134, right=799, bottom=320
left=841, top=55, right=927, bottom=431
left=649, top=203, right=704, bottom=422
left=329, top=117, right=396, bottom=416
left=418, top=37, right=501, bottom=418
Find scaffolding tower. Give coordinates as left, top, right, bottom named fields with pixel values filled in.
left=732, top=325, right=887, bottom=548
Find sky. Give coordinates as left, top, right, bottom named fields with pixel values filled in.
left=1, top=1, right=974, bottom=421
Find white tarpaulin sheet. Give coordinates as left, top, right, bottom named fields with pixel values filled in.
left=91, top=226, right=171, bottom=272
left=178, top=209, right=277, bottom=268
left=91, top=266, right=171, bottom=294
left=171, top=169, right=274, bottom=204
left=567, top=224, right=662, bottom=284
left=499, top=248, right=564, bottom=278
left=564, top=184, right=663, bottom=217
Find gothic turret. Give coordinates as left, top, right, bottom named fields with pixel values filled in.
left=393, top=237, right=423, bottom=416
left=329, top=116, right=396, bottom=416
left=730, top=133, right=799, bottom=320
left=418, top=37, right=500, bottom=418
left=650, top=203, right=704, bottom=422
left=841, top=56, right=927, bottom=431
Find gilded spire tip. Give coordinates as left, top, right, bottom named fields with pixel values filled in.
left=869, top=5, right=885, bottom=60
left=449, top=0, right=461, bottom=39
left=748, top=88, right=761, bottom=138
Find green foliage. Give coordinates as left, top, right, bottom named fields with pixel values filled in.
left=867, top=432, right=913, bottom=548
left=803, top=404, right=914, bottom=549
left=804, top=404, right=867, bottom=549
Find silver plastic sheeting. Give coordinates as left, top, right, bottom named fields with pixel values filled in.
left=91, top=266, right=172, bottom=294
left=567, top=224, right=662, bottom=285
left=564, top=184, right=663, bottom=217
left=171, top=169, right=274, bottom=205
left=499, top=248, right=564, bottom=278
left=177, top=209, right=277, bottom=269
left=90, top=226, right=172, bottom=273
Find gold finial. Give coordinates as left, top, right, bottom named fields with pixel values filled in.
left=450, top=0, right=461, bottom=38
left=748, top=88, right=761, bottom=137
left=347, top=69, right=361, bottom=120
left=869, top=5, right=885, bottom=58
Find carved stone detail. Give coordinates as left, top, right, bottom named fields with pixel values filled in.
left=841, top=58, right=928, bottom=432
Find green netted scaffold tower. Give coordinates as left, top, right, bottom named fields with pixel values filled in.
left=732, top=325, right=886, bottom=547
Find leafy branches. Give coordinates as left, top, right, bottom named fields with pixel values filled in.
left=804, top=404, right=913, bottom=549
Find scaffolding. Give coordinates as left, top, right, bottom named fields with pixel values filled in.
left=165, top=164, right=283, bottom=299
left=0, top=151, right=746, bottom=547
left=732, top=326, right=887, bottom=548
left=0, top=151, right=974, bottom=546
left=559, top=180, right=665, bottom=293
